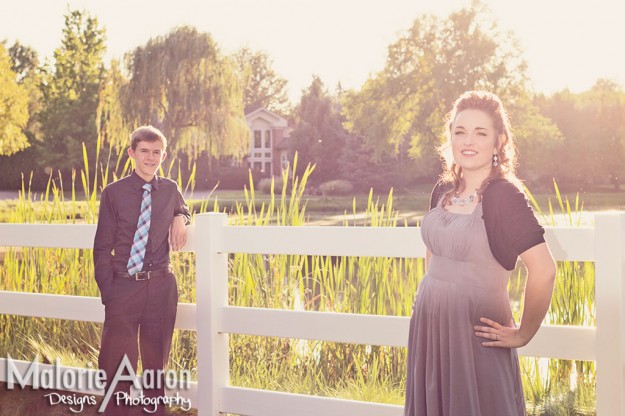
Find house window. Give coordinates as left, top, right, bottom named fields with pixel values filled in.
left=265, top=152, right=271, bottom=158
left=254, top=130, right=262, bottom=148
left=254, top=152, right=262, bottom=158
left=265, top=130, right=272, bottom=148
left=265, top=162, right=272, bottom=173
left=253, top=162, right=262, bottom=171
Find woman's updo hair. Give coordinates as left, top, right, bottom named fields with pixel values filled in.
left=438, top=90, right=519, bottom=204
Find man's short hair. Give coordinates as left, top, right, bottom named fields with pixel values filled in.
left=130, top=126, right=168, bottom=150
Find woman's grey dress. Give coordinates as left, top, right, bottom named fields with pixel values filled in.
left=404, top=201, right=525, bottom=416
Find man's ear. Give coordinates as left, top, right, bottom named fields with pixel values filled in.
left=160, top=151, right=167, bottom=162
left=127, top=147, right=135, bottom=159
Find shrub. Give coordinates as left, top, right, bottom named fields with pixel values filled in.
left=319, top=179, right=354, bottom=196
left=258, top=176, right=284, bottom=194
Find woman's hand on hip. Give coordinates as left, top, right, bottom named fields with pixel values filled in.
left=474, top=317, right=528, bottom=348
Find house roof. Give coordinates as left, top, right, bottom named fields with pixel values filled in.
left=245, top=107, right=288, bottom=128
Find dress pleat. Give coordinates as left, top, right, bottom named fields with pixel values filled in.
left=404, top=202, right=525, bottom=416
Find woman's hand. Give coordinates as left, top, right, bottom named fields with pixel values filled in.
left=474, top=317, right=527, bottom=348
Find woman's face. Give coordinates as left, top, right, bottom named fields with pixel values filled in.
left=451, top=109, right=499, bottom=173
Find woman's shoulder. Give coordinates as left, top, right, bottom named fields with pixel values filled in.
left=432, top=180, right=453, bottom=195
left=482, top=178, right=530, bottom=218
left=483, top=177, right=523, bottom=197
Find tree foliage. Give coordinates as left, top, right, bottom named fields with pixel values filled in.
left=538, top=79, right=625, bottom=188
left=8, top=40, right=39, bottom=82
left=122, top=26, right=248, bottom=162
left=233, top=47, right=290, bottom=115
left=37, top=9, right=106, bottom=170
left=8, top=41, right=44, bottom=146
left=0, top=44, right=30, bottom=156
left=95, top=59, right=131, bottom=172
left=289, top=76, right=347, bottom=184
left=507, top=95, right=563, bottom=182
left=342, top=1, right=529, bottom=177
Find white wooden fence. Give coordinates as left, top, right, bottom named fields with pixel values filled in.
left=0, top=212, right=624, bottom=415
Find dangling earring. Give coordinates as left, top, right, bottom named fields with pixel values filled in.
left=492, top=154, right=499, bottom=167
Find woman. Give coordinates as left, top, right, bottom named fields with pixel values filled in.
left=404, top=91, right=556, bottom=415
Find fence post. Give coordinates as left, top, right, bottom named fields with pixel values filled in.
left=195, top=213, right=229, bottom=415
left=594, top=213, right=625, bottom=416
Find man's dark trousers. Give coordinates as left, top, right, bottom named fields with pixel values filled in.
left=99, top=272, right=178, bottom=415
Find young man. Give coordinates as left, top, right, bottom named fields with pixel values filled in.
left=93, top=126, right=190, bottom=415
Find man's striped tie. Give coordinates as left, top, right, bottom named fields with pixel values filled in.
left=127, top=183, right=152, bottom=275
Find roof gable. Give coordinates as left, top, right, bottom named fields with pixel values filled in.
left=245, top=108, right=288, bottom=128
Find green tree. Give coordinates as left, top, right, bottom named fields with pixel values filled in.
left=8, top=40, right=39, bottom=82
left=289, top=76, right=347, bottom=184
left=508, top=95, right=563, bottom=183
left=37, top=9, right=106, bottom=171
left=342, top=1, right=530, bottom=178
left=0, top=43, right=30, bottom=156
left=123, top=26, right=248, bottom=164
left=7, top=41, right=43, bottom=146
left=233, top=47, right=290, bottom=115
left=538, top=80, right=625, bottom=189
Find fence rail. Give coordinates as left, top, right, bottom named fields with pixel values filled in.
left=0, top=212, right=623, bottom=415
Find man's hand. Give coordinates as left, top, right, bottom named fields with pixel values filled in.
left=169, top=215, right=187, bottom=251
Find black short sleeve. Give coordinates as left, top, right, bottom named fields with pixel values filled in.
left=482, top=179, right=545, bottom=270
left=501, top=185, right=546, bottom=256
left=429, top=181, right=452, bottom=211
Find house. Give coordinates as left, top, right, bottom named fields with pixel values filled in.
left=244, top=107, right=291, bottom=176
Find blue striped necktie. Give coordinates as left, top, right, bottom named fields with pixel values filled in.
left=127, top=183, right=152, bottom=275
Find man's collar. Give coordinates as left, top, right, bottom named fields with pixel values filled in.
left=130, top=171, right=161, bottom=191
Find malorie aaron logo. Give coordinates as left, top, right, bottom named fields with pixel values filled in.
left=5, top=354, right=193, bottom=413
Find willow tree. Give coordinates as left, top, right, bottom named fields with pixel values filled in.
left=122, top=26, right=249, bottom=165
left=95, top=59, right=132, bottom=176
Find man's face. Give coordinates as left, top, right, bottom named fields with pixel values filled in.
left=128, top=140, right=166, bottom=181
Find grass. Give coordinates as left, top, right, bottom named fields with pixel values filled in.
left=3, top=185, right=623, bottom=226
left=0, top=156, right=608, bottom=414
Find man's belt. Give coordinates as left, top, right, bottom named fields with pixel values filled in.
left=114, top=266, right=172, bottom=281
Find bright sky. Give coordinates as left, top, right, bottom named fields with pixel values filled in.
left=1, top=0, right=624, bottom=103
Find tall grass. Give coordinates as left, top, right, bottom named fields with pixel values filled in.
left=0, top=160, right=597, bottom=414
left=520, top=181, right=595, bottom=415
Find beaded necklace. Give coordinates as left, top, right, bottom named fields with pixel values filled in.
left=452, top=191, right=478, bottom=206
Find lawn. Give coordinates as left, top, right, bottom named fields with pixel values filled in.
left=186, top=183, right=624, bottom=226
left=1, top=182, right=624, bottom=226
